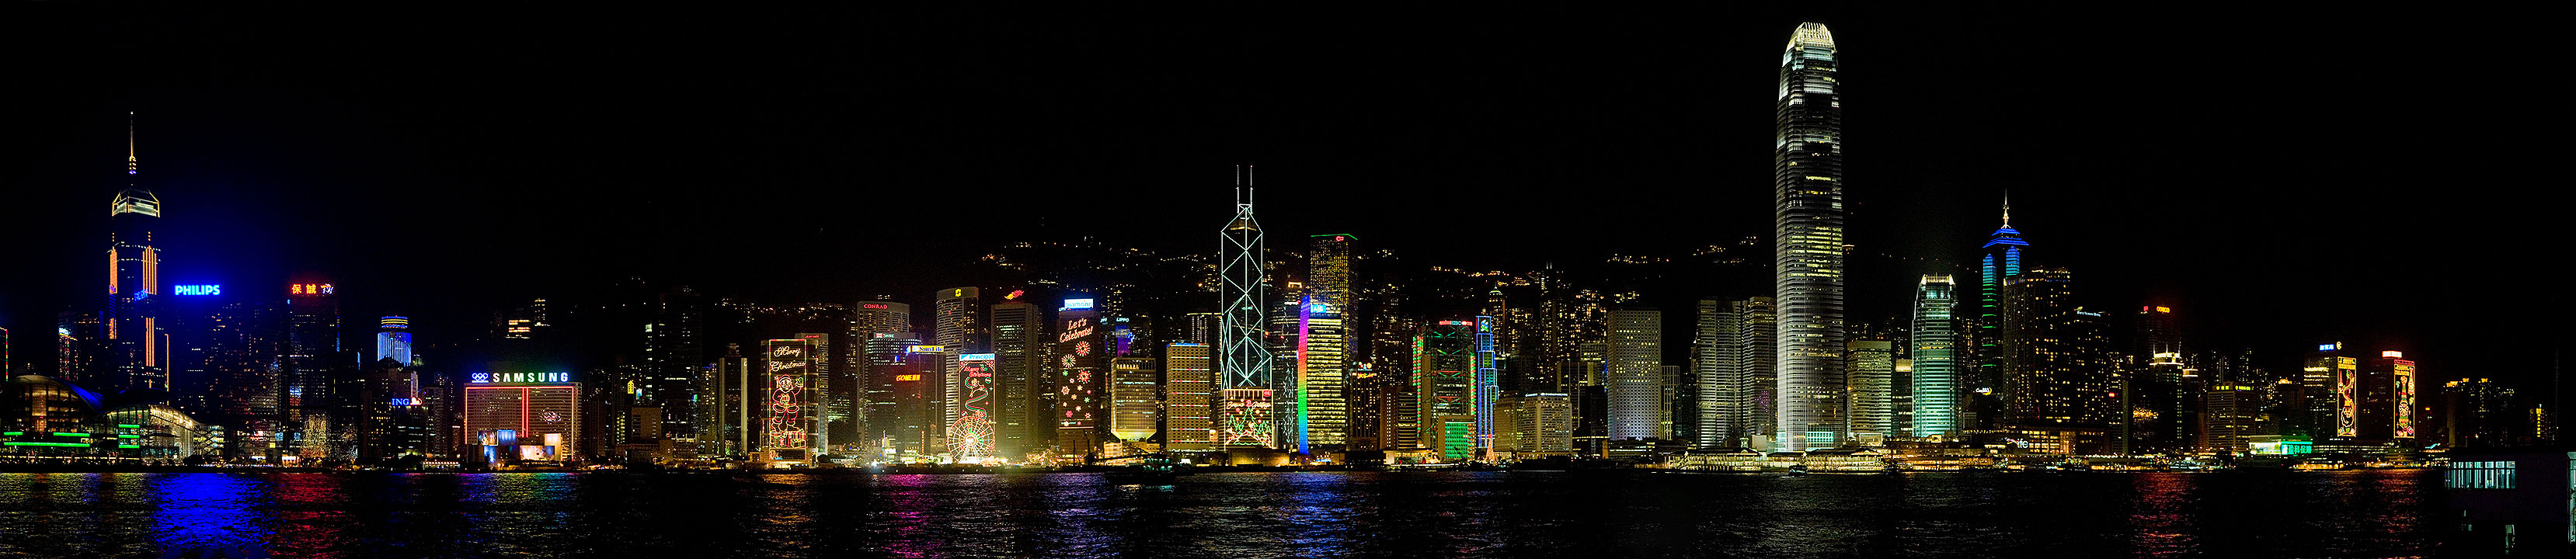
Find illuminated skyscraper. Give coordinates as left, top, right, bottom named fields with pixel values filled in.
left=1909, top=276, right=1958, bottom=439
left=1474, top=315, right=1500, bottom=453
left=1217, top=176, right=1276, bottom=449
left=1774, top=22, right=1847, bottom=451
left=949, top=352, right=997, bottom=462
left=106, top=114, right=169, bottom=394
left=2304, top=343, right=2357, bottom=439
left=1844, top=340, right=1894, bottom=445
left=933, top=288, right=985, bottom=432
left=1607, top=307, right=1664, bottom=441
left=761, top=336, right=823, bottom=462
left=1109, top=356, right=1160, bottom=444
left=2000, top=268, right=2118, bottom=451
left=284, top=280, right=342, bottom=461
left=2364, top=351, right=2419, bottom=444
left=1974, top=196, right=2028, bottom=427
left=1416, top=320, right=1477, bottom=460
left=849, top=300, right=910, bottom=445
left=1057, top=298, right=1106, bottom=457
left=1293, top=296, right=1349, bottom=452
left=1164, top=343, right=1214, bottom=453
left=989, top=300, right=1047, bottom=460
left=1697, top=297, right=1777, bottom=450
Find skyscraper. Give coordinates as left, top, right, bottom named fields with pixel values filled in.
left=988, top=300, right=1046, bottom=461
left=1109, top=356, right=1160, bottom=445
left=1774, top=22, right=1847, bottom=451
left=1163, top=342, right=1214, bottom=453
left=1909, top=276, right=1958, bottom=439
left=1217, top=178, right=1276, bottom=449
left=106, top=115, right=169, bottom=394
left=1416, top=320, right=1478, bottom=461
left=933, top=288, right=985, bottom=432
left=1056, top=297, right=1105, bottom=457
left=1293, top=296, right=1349, bottom=452
left=284, top=280, right=342, bottom=461
left=2307, top=343, right=2359, bottom=439
left=1844, top=340, right=1895, bottom=445
left=949, top=352, right=997, bottom=462
left=761, top=336, right=822, bottom=462
left=2001, top=268, right=2118, bottom=452
left=1607, top=307, right=1664, bottom=441
left=1974, top=196, right=2028, bottom=427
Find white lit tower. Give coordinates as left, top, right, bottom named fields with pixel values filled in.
left=1217, top=168, right=1277, bottom=449
left=1774, top=22, right=1847, bottom=450
left=107, top=113, right=170, bottom=394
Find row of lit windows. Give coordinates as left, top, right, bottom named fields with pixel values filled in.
left=2446, top=460, right=2515, bottom=489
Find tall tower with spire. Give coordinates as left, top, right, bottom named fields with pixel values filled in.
left=1973, top=193, right=2028, bottom=418
left=107, top=112, right=169, bottom=394
left=1773, top=22, right=1846, bottom=451
left=1217, top=166, right=1277, bottom=449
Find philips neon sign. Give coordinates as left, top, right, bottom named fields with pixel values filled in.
left=2317, top=342, right=2340, bottom=352
left=172, top=285, right=221, bottom=296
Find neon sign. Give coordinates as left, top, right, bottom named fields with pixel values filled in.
left=288, top=283, right=334, bottom=296
left=1063, top=298, right=1095, bottom=310
left=172, top=285, right=221, bottom=296
left=895, top=374, right=921, bottom=382
left=472, top=372, right=570, bottom=384
left=1004, top=290, right=1025, bottom=300
left=862, top=304, right=891, bottom=310
left=2317, top=342, right=2340, bottom=352
left=907, top=345, right=945, bottom=353
left=1437, top=320, right=1473, bottom=326
left=2382, top=351, right=2404, bottom=359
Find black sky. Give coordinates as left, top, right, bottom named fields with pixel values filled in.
left=0, top=5, right=2560, bottom=394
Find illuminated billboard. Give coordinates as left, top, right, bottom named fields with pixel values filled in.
left=172, top=284, right=221, bottom=296
left=2333, top=357, right=2358, bottom=437
left=949, top=353, right=996, bottom=461
left=1063, top=298, right=1095, bottom=310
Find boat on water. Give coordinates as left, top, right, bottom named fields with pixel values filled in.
left=1102, top=456, right=1189, bottom=484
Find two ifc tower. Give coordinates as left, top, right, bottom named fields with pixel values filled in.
left=1209, top=22, right=1864, bottom=454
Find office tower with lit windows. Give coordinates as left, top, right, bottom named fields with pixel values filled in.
left=1701, top=297, right=1777, bottom=449
left=760, top=336, right=823, bottom=462
left=1476, top=316, right=1502, bottom=453
left=1973, top=196, right=2028, bottom=429
left=1269, top=283, right=1307, bottom=449
left=1164, top=343, right=1214, bottom=453
left=1218, top=182, right=1276, bottom=449
left=1774, top=22, right=1847, bottom=450
left=1844, top=340, right=1894, bottom=445
left=933, top=288, right=985, bottom=432
left=1056, top=297, right=1106, bottom=457
left=989, top=300, right=1046, bottom=460
left=2198, top=383, right=2264, bottom=453
left=1909, top=276, right=1958, bottom=439
left=1109, top=356, right=1160, bottom=446
left=1292, top=296, right=1349, bottom=452
left=1607, top=307, right=1664, bottom=441
left=2000, top=268, right=2118, bottom=451
left=106, top=121, right=169, bottom=395
left=1416, top=320, right=1478, bottom=460
left=2362, top=351, right=2419, bottom=445
left=284, top=280, right=343, bottom=461
left=869, top=336, right=940, bottom=462
left=699, top=344, right=747, bottom=457
left=1498, top=392, right=1574, bottom=457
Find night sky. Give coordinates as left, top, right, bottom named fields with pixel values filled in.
left=1, top=6, right=2560, bottom=397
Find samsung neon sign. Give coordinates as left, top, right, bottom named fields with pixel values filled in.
left=472, top=372, right=570, bottom=384
left=172, top=284, right=221, bottom=296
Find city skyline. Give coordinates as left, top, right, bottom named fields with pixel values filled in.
left=0, top=7, right=2562, bottom=421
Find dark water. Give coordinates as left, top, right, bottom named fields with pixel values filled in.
left=0, top=470, right=2442, bottom=558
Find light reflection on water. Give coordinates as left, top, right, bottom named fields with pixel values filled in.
left=0, top=470, right=2439, bottom=558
